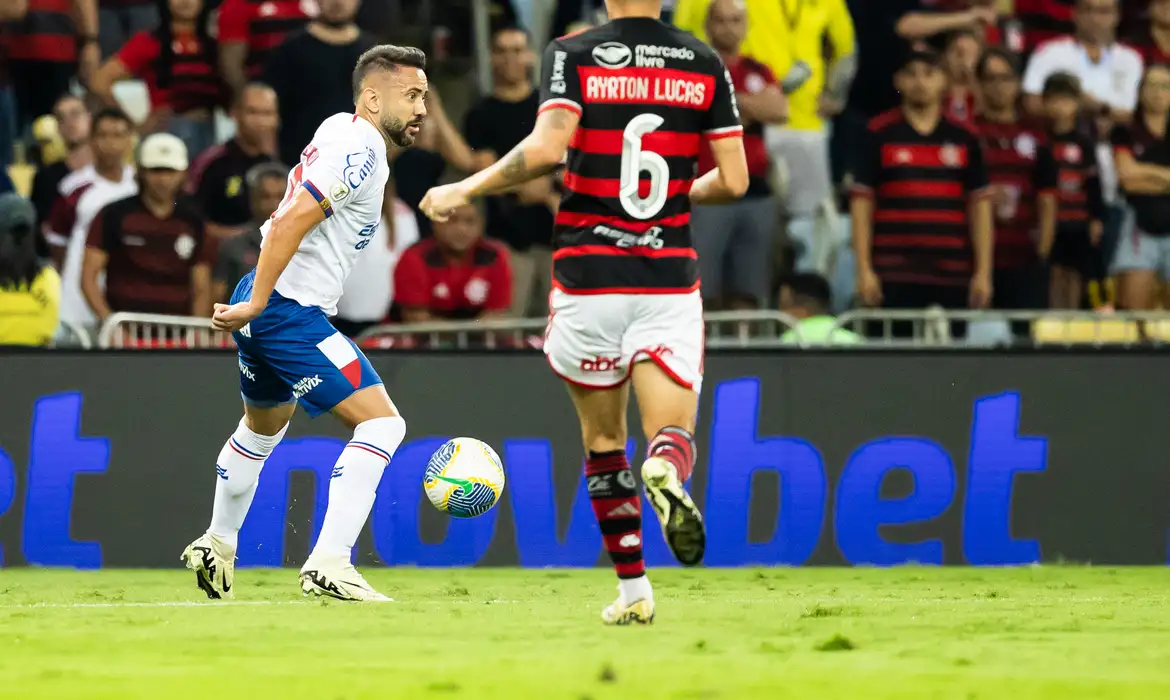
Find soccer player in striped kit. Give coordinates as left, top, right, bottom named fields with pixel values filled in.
left=421, top=0, right=748, bottom=625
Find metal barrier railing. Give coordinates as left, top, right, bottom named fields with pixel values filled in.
left=833, top=308, right=1170, bottom=348
left=98, top=312, right=236, bottom=349
left=54, top=320, right=94, bottom=349
left=357, top=310, right=807, bottom=349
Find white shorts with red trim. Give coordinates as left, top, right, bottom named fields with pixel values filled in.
left=544, top=289, right=704, bottom=394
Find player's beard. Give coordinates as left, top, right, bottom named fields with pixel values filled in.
left=384, top=115, right=421, bottom=148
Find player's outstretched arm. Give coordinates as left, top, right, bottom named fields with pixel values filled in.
left=690, top=136, right=749, bottom=205
left=211, top=187, right=325, bottom=331
left=419, top=107, right=578, bottom=221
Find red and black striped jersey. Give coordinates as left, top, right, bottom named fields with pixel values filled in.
left=5, top=0, right=77, bottom=63
left=537, top=17, right=743, bottom=295
left=851, top=109, right=989, bottom=287
left=1048, top=130, right=1104, bottom=226
left=1015, top=0, right=1075, bottom=52
left=975, top=116, right=1058, bottom=268
left=217, top=0, right=312, bottom=75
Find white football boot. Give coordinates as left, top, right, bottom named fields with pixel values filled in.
left=299, top=556, right=392, bottom=602
left=601, top=586, right=655, bottom=626
left=181, top=533, right=235, bottom=599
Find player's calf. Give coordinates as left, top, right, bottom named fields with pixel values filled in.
left=183, top=415, right=289, bottom=599
left=300, top=412, right=406, bottom=601
left=586, top=450, right=653, bottom=614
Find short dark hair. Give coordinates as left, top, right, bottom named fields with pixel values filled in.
left=780, top=273, right=833, bottom=313
left=91, top=107, right=133, bottom=132
left=976, top=47, right=1019, bottom=80
left=1043, top=72, right=1082, bottom=98
left=246, top=161, right=289, bottom=190
left=492, top=23, right=529, bottom=45
left=235, top=81, right=277, bottom=108
left=352, top=45, right=427, bottom=102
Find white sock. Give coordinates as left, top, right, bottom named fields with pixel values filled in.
left=619, top=575, right=653, bottom=605
left=208, top=418, right=288, bottom=549
left=310, top=416, right=407, bottom=562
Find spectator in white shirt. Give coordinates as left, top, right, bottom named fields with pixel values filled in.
left=1022, top=0, right=1143, bottom=125
left=1021, top=0, right=1142, bottom=266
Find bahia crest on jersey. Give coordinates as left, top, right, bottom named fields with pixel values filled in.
left=538, top=17, right=743, bottom=296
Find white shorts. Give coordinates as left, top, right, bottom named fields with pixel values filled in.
left=544, top=289, right=704, bottom=394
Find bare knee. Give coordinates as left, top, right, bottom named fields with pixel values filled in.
left=243, top=403, right=295, bottom=436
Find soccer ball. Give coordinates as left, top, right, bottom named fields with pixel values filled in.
left=423, top=438, right=506, bottom=518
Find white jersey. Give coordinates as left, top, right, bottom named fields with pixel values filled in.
left=265, top=113, right=390, bottom=316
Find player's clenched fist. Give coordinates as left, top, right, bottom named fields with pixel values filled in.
left=420, top=183, right=471, bottom=222
left=211, top=301, right=263, bottom=332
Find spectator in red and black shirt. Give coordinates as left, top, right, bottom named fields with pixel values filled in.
left=6, top=0, right=100, bottom=131
left=1016, top=0, right=1076, bottom=52
left=851, top=49, right=993, bottom=334
left=693, top=0, right=786, bottom=310
left=217, top=0, right=313, bottom=97
left=943, top=28, right=982, bottom=124
left=1042, top=73, right=1108, bottom=308
left=81, top=133, right=213, bottom=322
left=1128, top=0, right=1170, bottom=65
left=974, top=47, right=1058, bottom=319
left=91, top=0, right=226, bottom=158
left=393, top=202, right=512, bottom=323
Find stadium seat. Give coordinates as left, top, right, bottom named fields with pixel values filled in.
left=1031, top=318, right=1140, bottom=344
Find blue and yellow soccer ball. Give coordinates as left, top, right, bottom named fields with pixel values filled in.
left=423, top=438, right=506, bottom=518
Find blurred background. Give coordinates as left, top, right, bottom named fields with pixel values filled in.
left=2, top=0, right=1169, bottom=350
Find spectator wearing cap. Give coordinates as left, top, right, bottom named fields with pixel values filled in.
left=850, top=49, right=992, bottom=338
left=1042, top=73, right=1109, bottom=309
left=90, top=0, right=226, bottom=158
left=1128, top=0, right=1170, bottom=64
left=778, top=273, right=862, bottom=346
left=81, top=133, right=213, bottom=323
left=974, top=47, right=1059, bottom=324
left=217, top=0, right=313, bottom=97
left=1110, top=63, right=1170, bottom=309
left=393, top=202, right=512, bottom=323
left=211, top=161, right=287, bottom=303
left=0, top=194, right=59, bottom=346
left=186, top=83, right=280, bottom=240
left=264, top=0, right=375, bottom=169
left=692, top=0, right=786, bottom=311
left=45, top=107, right=137, bottom=330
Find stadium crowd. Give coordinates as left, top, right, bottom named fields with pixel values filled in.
left=0, top=0, right=1169, bottom=347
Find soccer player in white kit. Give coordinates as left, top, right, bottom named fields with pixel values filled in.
left=180, top=45, right=428, bottom=602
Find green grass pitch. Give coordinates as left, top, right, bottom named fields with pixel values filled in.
left=2, top=567, right=1169, bottom=699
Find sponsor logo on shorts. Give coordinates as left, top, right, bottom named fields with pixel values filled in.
left=580, top=355, right=622, bottom=373
left=293, top=375, right=322, bottom=398
left=239, top=323, right=251, bottom=338
left=239, top=360, right=256, bottom=381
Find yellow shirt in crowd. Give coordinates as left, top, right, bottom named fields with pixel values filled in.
left=0, top=266, right=61, bottom=346
left=673, top=0, right=855, bottom=132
